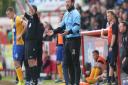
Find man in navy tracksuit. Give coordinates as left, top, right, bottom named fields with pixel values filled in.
left=47, top=0, right=81, bottom=85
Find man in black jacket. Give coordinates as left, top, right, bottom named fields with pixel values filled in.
left=119, top=21, right=128, bottom=74
left=22, top=0, right=44, bottom=85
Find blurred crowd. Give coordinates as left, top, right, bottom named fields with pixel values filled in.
left=78, top=0, right=128, bottom=31
left=1, top=0, right=128, bottom=43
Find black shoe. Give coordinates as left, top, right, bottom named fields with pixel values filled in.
left=25, top=81, right=31, bottom=85
left=31, top=80, right=38, bottom=85
left=15, top=81, right=18, bottom=84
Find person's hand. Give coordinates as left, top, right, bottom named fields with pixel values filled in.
left=101, top=29, right=104, bottom=37
left=46, top=30, right=54, bottom=36
left=22, top=19, right=28, bottom=28
left=16, top=35, right=21, bottom=40
left=109, top=47, right=112, bottom=52
left=122, top=57, right=126, bottom=64
left=62, top=30, right=69, bottom=36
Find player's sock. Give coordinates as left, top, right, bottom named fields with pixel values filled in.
left=93, top=67, right=100, bottom=79
left=16, top=67, right=24, bottom=82
left=86, top=67, right=96, bottom=83
left=57, top=63, right=63, bottom=80
left=87, top=67, right=100, bottom=84
left=30, top=66, right=38, bottom=85
left=88, top=67, right=96, bottom=79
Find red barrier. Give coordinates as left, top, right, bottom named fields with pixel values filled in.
left=81, top=35, right=86, bottom=76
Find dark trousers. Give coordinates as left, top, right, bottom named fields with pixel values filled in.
left=24, top=59, right=31, bottom=81
left=37, top=44, right=43, bottom=78
left=24, top=41, right=42, bottom=82
left=63, top=38, right=81, bottom=85
left=107, top=45, right=118, bottom=82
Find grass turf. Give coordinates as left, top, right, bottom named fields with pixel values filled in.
left=1, top=77, right=65, bottom=85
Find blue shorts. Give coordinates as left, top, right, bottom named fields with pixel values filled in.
left=13, top=45, right=24, bottom=61
left=56, top=46, right=64, bottom=61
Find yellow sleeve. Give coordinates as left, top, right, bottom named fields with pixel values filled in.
left=10, top=19, right=14, bottom=29
left=16, top=16, right=22, bottom=26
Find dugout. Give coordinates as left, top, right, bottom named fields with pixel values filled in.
left=81, top=29, right=121, bottom=85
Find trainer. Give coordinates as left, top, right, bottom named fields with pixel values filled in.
left=119, top=21, right=128, bottom=74
left=47, top=0, right=81, bottom=85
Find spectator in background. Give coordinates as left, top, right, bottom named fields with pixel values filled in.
left=119, top=21, right=128, bottom=74
left=122, top=11, right=128, bottom=23
left=89, top=0, right=99, bottom=5
left=95, top=1, right=102, bottom=13
left=81, top=1, right=108, bottom=30
left=43, top=22, right=54, bottom=41
left=118, top=8, right=125, bottom=22
left=90, top=4, right=105, bottom=29
left=90, top=16, right=100, bottom=30
left=80, top=0, right=128, bottom=31
left=42, top=51, right=52, bottom=80
left=106, top=0, right=115, bottom=9
left=122, top=0, right=128, bottom=13
left=118, top=10, right=128, bottom=24
left=116, top=0, right=124, bottom=5
left=76, top=3, right=83, bottom=14
left=81, top=10, right=91, bottom=30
